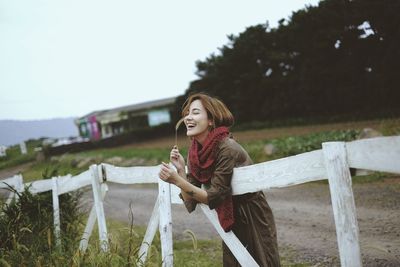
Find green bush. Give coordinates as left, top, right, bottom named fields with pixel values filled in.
left=270, top=130, right=360, bottom=157
left=244, top=130, right=360, bottom=163
left=0, top=139, right=43, bottom=170
left=0, top=168, right=84, bottom=266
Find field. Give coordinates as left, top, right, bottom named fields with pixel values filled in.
left=1, top=118, right=399, bottom=266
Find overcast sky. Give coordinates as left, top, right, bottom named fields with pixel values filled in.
left=0, top=0, right=320, bottom=121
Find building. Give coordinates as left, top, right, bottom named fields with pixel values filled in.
left=75, top=97, right=176, bottom=140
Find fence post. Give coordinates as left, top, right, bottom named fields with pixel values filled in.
left=79, top=183, right=108, bottom=252
left=5, top=174, right=24, bottom=205
left=158, top=180, right=173, bottom=267
left=322, top=142, right=362, bottom=267
left=90, top=164, right=109, bottom=252
left=15, top=174, right=24, bottom=194
left=52, top=177, right=61, bottom=248
left=199, top=204, right=259, bottom=267
left=137, top=196, right=160, bottom=266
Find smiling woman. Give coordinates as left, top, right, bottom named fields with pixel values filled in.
left=158, top=93, right=281, bottom=266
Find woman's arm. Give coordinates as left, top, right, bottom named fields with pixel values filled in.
left=159, top=162, right=208, bottom=204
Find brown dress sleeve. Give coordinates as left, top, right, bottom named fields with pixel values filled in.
left=205, top=143, right=235, bottom=210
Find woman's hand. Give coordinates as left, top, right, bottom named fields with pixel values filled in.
left=159, top=162, right=180, bottom=185
left=170, top=145, right=185, bottom=173
left=159, top=162, right=208, bottom=204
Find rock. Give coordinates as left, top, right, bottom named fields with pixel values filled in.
left=36, top=151, right=45, bottom=162
left=263, top=143, right=277, bottom=155
left=77, top=157, right=96, bottom=168
left=358, top=128, right=383, bottom=139
left=121, top=157, right=149, bottom=167
left=105, top=156, right=124, bottom=165
left=70, top=158, right=80, bottom=168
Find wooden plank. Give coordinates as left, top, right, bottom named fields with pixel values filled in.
left=15, top=174, right=24, bottom=193
left=102, top=163, right=159, bottom=184
left=2, top=175, right=23, bottom=205
left=52, top=177, right=61, bottom=248
left=0, top=174, right=23, bottom=189
left=25, top=179, right=53, bottom=194
left=170, top=184, right=183, bottom=204
left=158, top=180, right=173, bottom=267
left=137, top=197, right=160, bottom=266
left=346, top=136, right=400, bottom=174
left=322, top=142, right=362, bottom=267
left=79, top=183, right=108, bottom=252
left=0, top=175, right=23, bottom=216
left=199, top=204, right=259, bottom=267
left=58, top=171, right=92, bottom=195
left=79, top=199, right=97, bottom=252
left=90, top=164, right=109, bottom=252
left=231, top=150, right=327, bottom=195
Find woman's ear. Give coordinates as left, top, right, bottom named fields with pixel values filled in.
left=208, top=120, right=215, bottom=130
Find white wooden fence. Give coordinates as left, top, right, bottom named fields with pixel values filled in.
left=1, top=136, right=399, bottom=267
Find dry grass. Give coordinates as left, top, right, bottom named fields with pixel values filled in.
left=120, top=118, right=400, bottom=149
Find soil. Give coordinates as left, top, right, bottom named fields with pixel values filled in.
left=1, top=119, right=399, bottom=266
left=2, top=173, right=398, bottom=266
left=84, top=178, right=399, bottom=267
left=0, top=162, right=33, bottom=179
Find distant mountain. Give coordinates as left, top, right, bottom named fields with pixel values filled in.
left=0, top=118, right=79, bottom=146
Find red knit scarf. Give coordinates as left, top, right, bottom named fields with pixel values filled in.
left=189, top=126, right=234, bottom=232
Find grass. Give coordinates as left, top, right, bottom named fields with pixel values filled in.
left=60, top=218, right=308, bottom=267
left=1, top=120, right=398, bottom=266
left=63, top=218, right=224, bottom=266
left=21, top=159, right=87, bottom=182
left=10, top=127, right=397, bottom=183
left=352, top=171, right=399, bottom=184
left=0, top=139, right=44, bottom=170
left=0, top=147, right=36, bottom=170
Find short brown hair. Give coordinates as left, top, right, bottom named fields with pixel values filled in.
left=181, top=93, right=234, bottom=128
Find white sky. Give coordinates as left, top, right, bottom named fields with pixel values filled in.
left=0, top=0, right=320, bottom=120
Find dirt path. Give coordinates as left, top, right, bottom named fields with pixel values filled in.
left=1, top=119, right=399, bottom=266
left=0, top=162, right=33, bottom=179
left=89, top=178, right=400, bottom=267
left=2, top=166, right=399, bottom=266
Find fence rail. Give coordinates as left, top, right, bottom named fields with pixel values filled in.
left=1, top=136, right=399, bottom=267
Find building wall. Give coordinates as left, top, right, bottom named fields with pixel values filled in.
left=76, top=99, right=175, bottom=140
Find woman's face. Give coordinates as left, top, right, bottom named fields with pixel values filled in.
left=184, top=99, right=212, bottom=143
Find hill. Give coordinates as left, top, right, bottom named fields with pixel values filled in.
left=0, top=118, right=79, bottom=146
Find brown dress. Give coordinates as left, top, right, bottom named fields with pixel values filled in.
left=182, top=137, right=281, bottom=267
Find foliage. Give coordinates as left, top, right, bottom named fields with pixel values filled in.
left=173, top=0, right=400, bottom=125
left=379, top=119, right=400, bottom=136
left=0, top=140, right=39, bottom=170
left=21, top=158, right=87, bottom=182
left=0, top=168, right=84, bottom=266
left=269, top=129, right=360, bottom=156
left=244, top=129, right=360, bottom=163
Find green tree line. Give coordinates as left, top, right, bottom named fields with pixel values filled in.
left=173, top=0, right=400, bottom=125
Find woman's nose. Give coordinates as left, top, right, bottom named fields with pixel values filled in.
left=185, top=114, right=192, bottom=121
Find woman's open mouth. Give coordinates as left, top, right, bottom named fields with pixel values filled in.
left=186, top=123, right=196, bottom=131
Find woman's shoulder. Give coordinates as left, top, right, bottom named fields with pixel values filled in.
left=219, top=136, right=241, bottom=151
left=218, top=136, right=252, bottom=165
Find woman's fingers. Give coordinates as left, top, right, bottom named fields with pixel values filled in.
left=160, top=162, right=172, bottom=175
left=161, top=161, right=170, bottom=167
left=159, top=163, right=169, bottom=177
left=170, top=150, right=179, bottom=158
